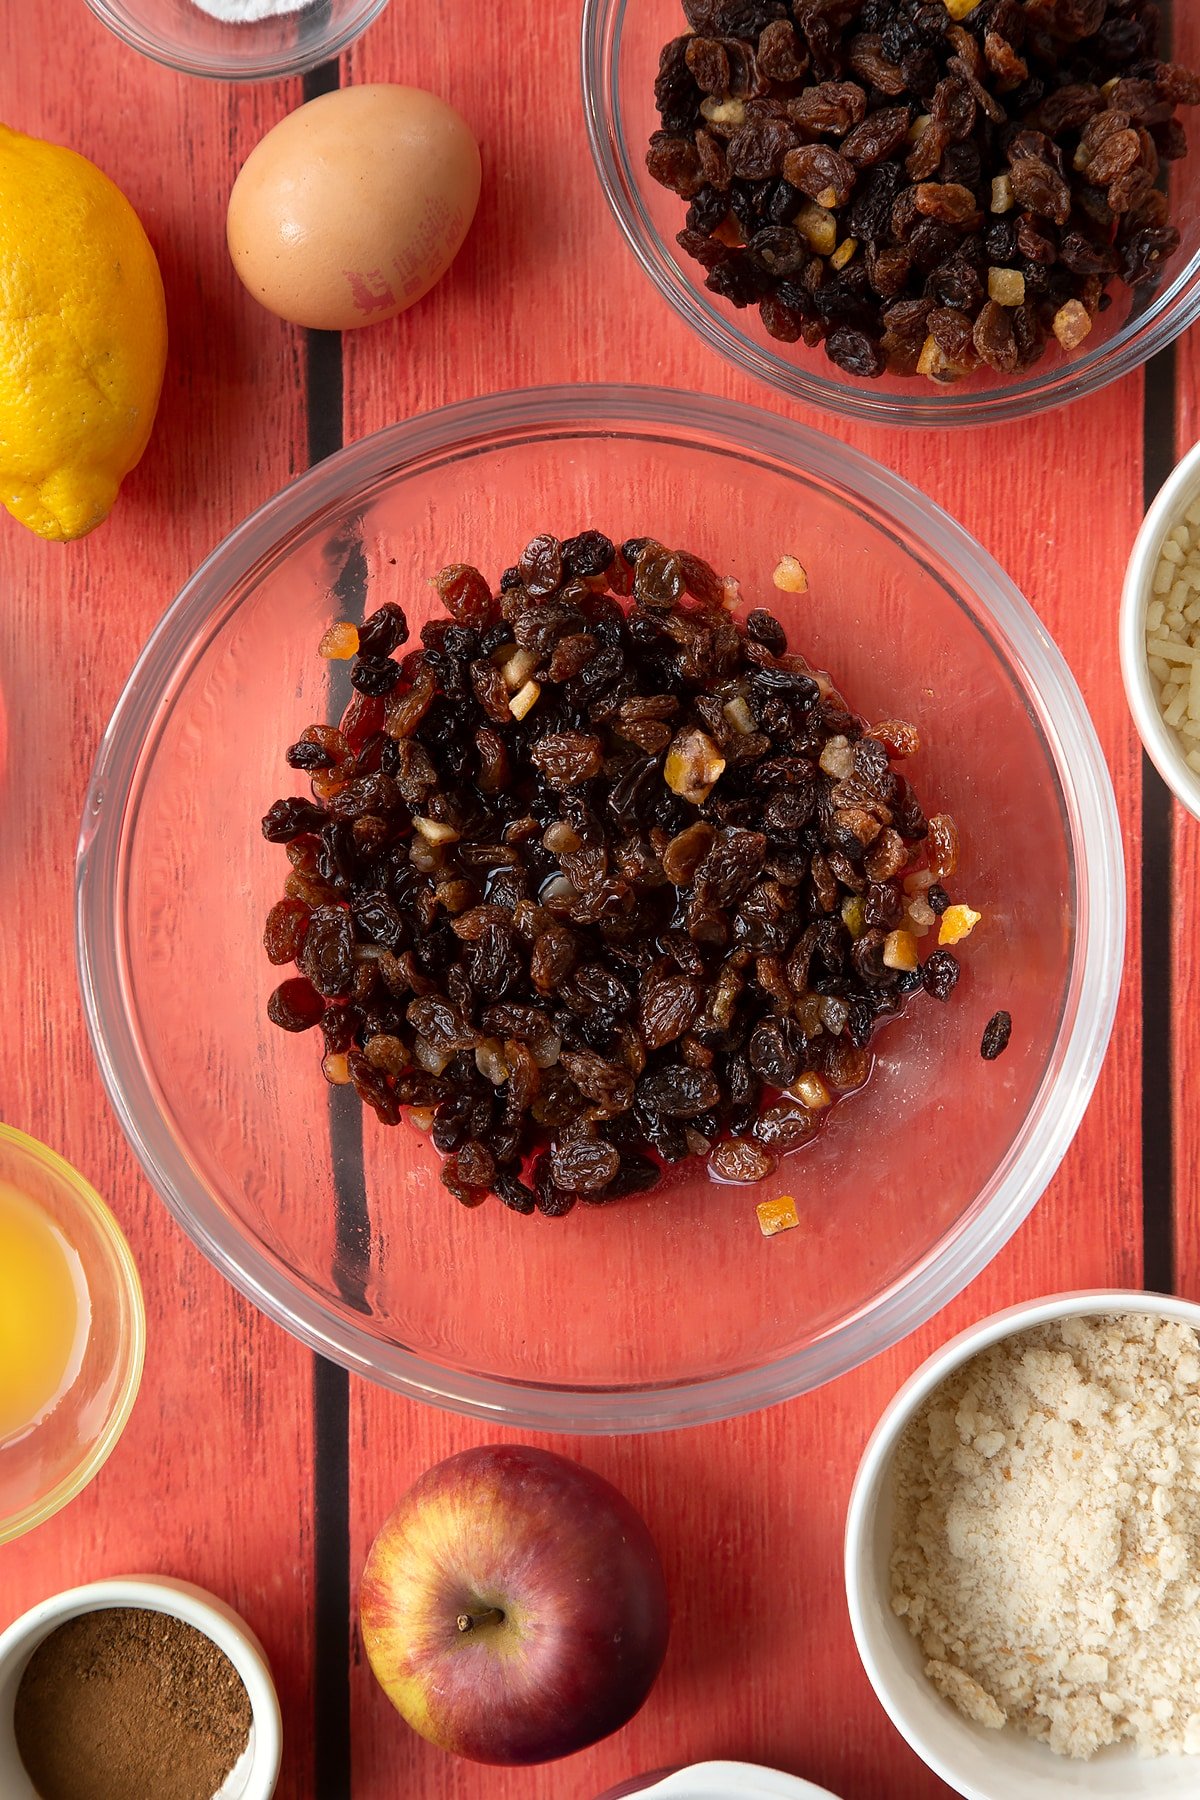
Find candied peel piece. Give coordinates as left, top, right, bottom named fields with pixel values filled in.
left=1053, top=299, right=1093, bottom=350
left=773, top=555, right=809, bottom=593
left=939, top=903, right=981, bottom=946
left=319, top=620, right=360, bottom=660
left=756, top=1194, right=800, bottom=1238
left=665, top=727, right=726, bottom=804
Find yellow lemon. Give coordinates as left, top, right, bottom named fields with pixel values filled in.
left=0, top=123, right=167, bottom=541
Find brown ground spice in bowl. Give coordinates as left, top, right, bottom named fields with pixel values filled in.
left=14, top=1606, right=253, bottom=1800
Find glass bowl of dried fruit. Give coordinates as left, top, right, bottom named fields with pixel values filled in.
left=582, top=0, right=1200, bottom=424
left=77, top=385, right=1122, bottom=1430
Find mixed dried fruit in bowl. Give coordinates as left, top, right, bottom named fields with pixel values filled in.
left=647, top=0, right=1200, bottom=382
left=261, top=534, right=985, bottom=1216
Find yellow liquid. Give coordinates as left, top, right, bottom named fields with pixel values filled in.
left=0, top=1183, right=88, bottom=1446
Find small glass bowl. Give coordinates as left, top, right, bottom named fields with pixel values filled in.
left=77, top=384, right=1122, bottom=1432
left=82, top=0, right=388, bottom=82
left=0, top=1127, right=145, bottom=1546
left=581, top=0, right=1200, bottom=426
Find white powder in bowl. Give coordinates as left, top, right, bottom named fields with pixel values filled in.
left=890, top=1313, right=1200, bottom=1760
left=190, top=0, right=310, bottom=21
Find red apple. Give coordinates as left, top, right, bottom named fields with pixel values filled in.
left=359, top=1443, right=670, bottom=1765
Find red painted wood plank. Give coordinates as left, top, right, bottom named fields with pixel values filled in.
left=0, top=25, right=316, bottom=1797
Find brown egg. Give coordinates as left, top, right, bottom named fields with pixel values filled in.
left=226, top=83, right=481, bottom=331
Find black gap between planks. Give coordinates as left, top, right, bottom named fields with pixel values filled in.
left=304, top=52, right=359, bottom=1800
left=1141, top=342, right=1177, bottom=1296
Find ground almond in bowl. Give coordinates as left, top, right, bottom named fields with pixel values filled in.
left=890, top=1313, right=1200, bottom=1760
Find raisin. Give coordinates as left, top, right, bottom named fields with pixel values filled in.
left=914, top=181, right=981, bottom=225
left=640, top=976, right=704, bottom=1051
left=685, top=36, right=731, bottom=96
left=980, top=1010, right=1013, bottom=1060
left=972, top=299, right=1018, bottom=372
left=842, top=107, right=912, bottom=168
left=286, top=740, right=335, bottom=772
left=561, top=530, right=615, bottom=578
left=262, top=797, right=326, bottom=843
left=637, top=1065, right=723, bottom=1118
left=757, top=19, right=807, bottom=84
left=1008, top=157, right=1071, bottom=225
left=350, top=655, right=403, bottom=697
left=922, top=948, right=960, bottom=1001
left=518, top=534, right=565, bottom=597
left=746, top=608, right=787, bottom=654
left=495, top=1172, right=537, bottom=1215
left=267, top=977, right=325, bottom=1032
left=782, top=144, right=855, bottom=207
left=752, top=1099, right=818, bottom=1150
left=530, top=733, right=605, bottom=788
left=550, top=1136, right=621, bottom=1194
left=264, top=898, right=310, bottom=965
left=357, top=603, right=410, bottom=657
left=657, top=34, right=701, bottom=131
left=434, top=563, right=494, bottom=627
left=708, top=1137, right=777, bottom=1182
left=927, top=812, right=960, bottom=879
left=727, top=117, right=795, bottom=182
left=300, top=906, right=355, bottom=998
left=825, top=328, right=885, bottom=378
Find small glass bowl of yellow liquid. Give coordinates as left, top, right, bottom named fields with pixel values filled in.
left=0, top=1126, right=144, bottom=1545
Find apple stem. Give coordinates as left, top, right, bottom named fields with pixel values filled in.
left=456, top=1607, right=505, bottom=1634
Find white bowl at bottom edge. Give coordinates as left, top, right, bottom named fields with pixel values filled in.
left=845, top=1289, right=1200, bottom=1800
left=1120, top=438, right=1200, bottom=821
left=598, top=1764, right=843, bottom=1798
left=0, top=1576, right=281, bottom=1799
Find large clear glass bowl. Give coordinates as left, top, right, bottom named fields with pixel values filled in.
left=581, top=0, right=1200, bottom=426
left=76, top=385, right=1123, bottom=1431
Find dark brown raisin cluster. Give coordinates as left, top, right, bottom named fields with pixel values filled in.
left=262, top=534, right=970, bottom=1216
left=647, top=0, right=1200, bottom=381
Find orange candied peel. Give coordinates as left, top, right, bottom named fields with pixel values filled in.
left=756, top=1195, right=800, bottom=1238
left=319, top=620, right=360, bottom=660
left=772, top=554, right=809, bottom=594
left=939, top=903, right=981, bottom=946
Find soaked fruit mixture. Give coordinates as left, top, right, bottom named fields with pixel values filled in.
left=261, top=534, right=980, bottom=1216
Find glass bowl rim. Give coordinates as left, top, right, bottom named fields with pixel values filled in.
left=579, top=0, right=1200, bottom=427
left=0, top=1124, right=146, bottom=1546
left=75, top=381, right=1124, bottom=1432
left=80, top=0, right=389, bottom=81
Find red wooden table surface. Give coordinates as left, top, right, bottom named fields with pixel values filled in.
left=0, top=5, right=1196, bottom=1798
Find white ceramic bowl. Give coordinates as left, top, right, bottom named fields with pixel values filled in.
left=0, top=1576, right=281, bottom=1799
left=597, top=1764, right=842, bottom=1799
left=845, top=1290, right=1200, bottom=1800
left=1120, top=439, right=1200, bottom=820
